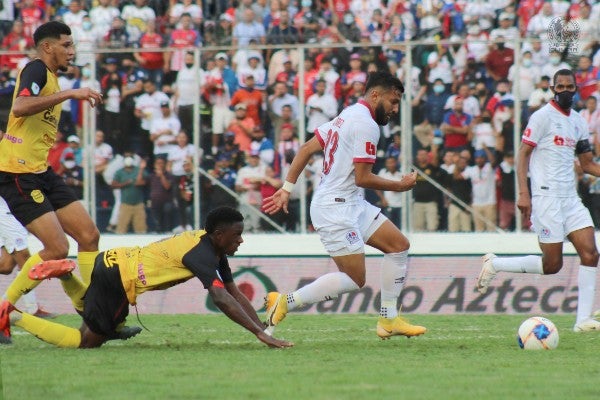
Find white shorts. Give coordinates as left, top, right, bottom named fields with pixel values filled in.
left=0, top=212, right=28, bottom=253
left=212, top=106, right=234, bottom=135
left=531, top=195, right=593, bottom=243
left=310, top=199, right=387, bottom=256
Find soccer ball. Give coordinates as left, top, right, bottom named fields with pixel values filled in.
left=517, top=316, right=559, bottom=350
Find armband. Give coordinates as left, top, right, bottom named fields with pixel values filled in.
left=576, top=139, right=592, bottom=155
left=282, top=181, right=295, bottom=193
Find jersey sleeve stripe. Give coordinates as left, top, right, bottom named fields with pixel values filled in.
left=521, top=138, right=537, bottom=147
left=353, top=157, right=376, bottom=164
left=211, top=278, right=225, bottom=288
left=315, top=129, right=325, bottom=148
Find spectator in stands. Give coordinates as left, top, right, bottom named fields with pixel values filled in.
left=490, top=12, right=519, bottom=48
left=233, top=9, right=266, bottom=46
left=204, top=52, right=236, bottom=153
left=20, top=0, right=47, bottom=38
left=62, top=0, right=87, bottom=34
left=268, top=80, right=299, bottom=128
left=441, top=97, right=472, bottom=152
left=485, top=79, right=513, bottom=116
left=426, top=51, right=454, bottom=87
left=444, top=153, right=472, bottom=232
left=259, top=165, right=285, bottom=231
left=135, top=20, right=165, bottom=87
left=206, top=153, right=238, bottom=211
left=574, top=1, right=598, bottom=57
left=60, top=153, right=84, bottom=201
left=540, top=49, right=571, bottom=84
left=413, top=147, right=446, bottom=232
left=164, top=13, right=201, bottom=85
left=0, top=21, right=34, bottom=71
left=100, top=68, right=124, bottom=153
left=61, top=135, right=83, bottom=168
left=215, top=13, right=234, bottom=46
left=237, top=53, right=268, bottom=91
left=148, top=157, right=175, bottom=233
left=424, top=78, right=451, bottom=128
left=445, top=82, right=481, bottom=117
left=217, top=131, right=246, bottom=171
left=385, top=129, right=401, bottom=160
left=526, top=2, right=554, bottom=39
left=272, top=104, right=298, bottom=144
left=485, top=38, right=514, bottom=82
left=230, top=75, right=263, bottom=127
left=176, top=157, right=196, bottom=229
left=306, top=79, right=338, bottom=136
left=341, top=53, right=368, bottom=101
left=121, top=0, right=156, bottom=44
left=169, top=0, right=204, bottom=27
left=582, top=97, right=600, bottom=148
left=226, top=103, right=255, bottom=153
left=463, top=147, right=496, bottom=232
left=112, top=155, right=148, bottom=234
left=267, top=9, right=300, bottom=58
left=496, top=151, right=517, bottom=231
left=102, top=17, right=130, bottom=64
left=235, top=150, right=267, bottom=232
left=508, top=50, right=540, bottom=112
left=375, top=156, right=404, bottom=228
left=249, top=125, right=275, bottom=166
left=463, top=22, right=489, bottom=64
left=94, top=130, right=114, bottom=203
left=134, top=79, right=170, bottom=158
left=150, top=101, right=180, bottom=160
left=73, top=16, right=100, bottom=68
left=276, top=123, right=300, bottom=172
left=527, top=75, right=553, bottom=114
left=575, top=55, right=599, bottom=103
left=294, top=0, right=319, bottom=43
left=171, top=51, right=199, bottom=140
left=471, top=110, right=497, bottom=153
left=57, top=67, right=77, bottom=137
left=89, top=0, right=121, bottom=39
left=47, top=131, right=69, bottom=175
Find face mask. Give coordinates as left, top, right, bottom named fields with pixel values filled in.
left=482, top=116, right=491, bottom=123
left=550, top=55, right=560, bottom=65
left=66, top=73, right=75, bottom=79
left=542, top=87, right=549, bottom=92
left=64, top=160, right=76, bottom=169
left=123, top=157, right=134, bottom=167
left=477, top=89, right=486, bottom=96
left=82, top=21, right=92, bottom=31
left=433, top=85, right=444, bottom=94
left=343, top=15, right=354, bottom=25
left=522, top=59, right=532, bottom=68
left=554, top=90, right=576, bottom=110
left=185, top=63, right=194, bottom=69
left=301, top=0, right=312, bottom=7
left=82, top=67, right=91, bottom=78
left=498, top=90, right=507, bottom=96
left=497, top=43, right=505, bottom=50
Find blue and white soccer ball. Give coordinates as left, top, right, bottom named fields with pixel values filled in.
left=517, top=316, right=559, bottom=350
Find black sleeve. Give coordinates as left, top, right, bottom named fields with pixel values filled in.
left=576, top=139, right=592, bottom=155
left=181, top=238, right=232, bottom=288
left=16, top=60, right=48, bottom=98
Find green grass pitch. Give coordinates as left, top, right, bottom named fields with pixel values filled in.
left=1, top=314, right=598, bottom=400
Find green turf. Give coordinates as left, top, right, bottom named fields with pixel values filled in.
left=1, top=314, right=598, bottom=400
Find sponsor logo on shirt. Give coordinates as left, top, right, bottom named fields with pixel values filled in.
left=540, top=228, right=551, bottom=239
left=553, top=135, right=576, bottom=148
left=345, top=230, right=360, bottom=245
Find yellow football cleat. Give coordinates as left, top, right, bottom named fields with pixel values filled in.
left=376, top=315, right=427, bottom=339
left=264, top=292, right=288, bottom=327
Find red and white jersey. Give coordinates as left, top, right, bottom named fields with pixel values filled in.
left=522, top=100, right=590, bottom=198
left=312, top=100, right=380, bottom=206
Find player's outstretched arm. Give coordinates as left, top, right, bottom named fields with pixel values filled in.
left=12, top=88, right=103, bottom=117
left=225, top=281, right=265, bottom=328
left=263, top=136, right=322, bottom=214
left=208, top=286, right=293, bottom=348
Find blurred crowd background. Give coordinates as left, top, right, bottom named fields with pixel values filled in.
left=0, top=0, right=599, bottom=234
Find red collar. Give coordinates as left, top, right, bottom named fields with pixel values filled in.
left=358, top=99, right=376, bottom=120
left=550, top=99, right=571, bottom=116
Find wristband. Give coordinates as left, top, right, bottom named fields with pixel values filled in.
left=282, top=181, right=295, bottom=193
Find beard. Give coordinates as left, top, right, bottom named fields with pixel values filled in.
left=58, top=64, right=69, bottom=72
left=374, top=102, right=390, bottom=125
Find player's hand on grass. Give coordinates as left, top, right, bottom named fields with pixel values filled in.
left=263, top=189, right=290, bottom=214
left=397, top=171, right=417, bottom=192
left=256, top=331, right=294, bottom=348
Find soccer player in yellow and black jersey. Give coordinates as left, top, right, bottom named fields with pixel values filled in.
left=3, top=207, right=294, bottom=349
left=0, top=21, right=104, bottom=330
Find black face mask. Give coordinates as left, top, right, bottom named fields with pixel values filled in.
left=185, top=63, right=194, bottom=69
left=482, top=117, right=491, bottom=123
left=477, top=89, right=486, bottom=96
left=554, top=90, right=576, bottom=110
left=497, top=43, right=505, bottom=50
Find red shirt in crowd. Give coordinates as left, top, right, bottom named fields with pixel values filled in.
left=138, top=32, right=164, bottom=70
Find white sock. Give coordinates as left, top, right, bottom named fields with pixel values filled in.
left=576, top=265, right=597, bottom=324
left=492, top=255, right=543, bottom=274
left=380, top=251, right=408, bottom=319
left=287, top=272, right=359, bottom=311
left=21, top=290, right=38, bottom=314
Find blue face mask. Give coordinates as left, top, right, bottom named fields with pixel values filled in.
left=433, top=85, right=444, bottom=94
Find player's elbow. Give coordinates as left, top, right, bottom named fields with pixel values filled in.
left=11, top=104, right=28, bottom=118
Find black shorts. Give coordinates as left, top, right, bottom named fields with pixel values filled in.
left=0, top=168, right=78, bottom=226
left=83, top=251, right=130, bottom=336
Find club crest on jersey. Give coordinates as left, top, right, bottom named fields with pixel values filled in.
left=345, top=230, right=360, bottom=245
left=333, top=117, right=344, bottom=128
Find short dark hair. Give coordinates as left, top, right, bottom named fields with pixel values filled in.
left=553, top=69, right=576, bottom=86
left=33, top=21, right=71, bottom=47
left=365, top=71, right=404, bottom=94
left=205, top=206, right=244, bottom=234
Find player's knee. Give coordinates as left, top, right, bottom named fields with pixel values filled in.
left=79, top=227, right=100, bottom=249
left=352, top=275, right=366, bottom=288
left=580, top=249, right=599, bottom=267
left=542, top=260, right=563, bottom=275
left=46, top=238, right=70, bottom=260
left=0, top=260, right=14, bottom=274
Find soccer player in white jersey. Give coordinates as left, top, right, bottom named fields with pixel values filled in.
left=477, top=69, right=600, bottom=332
left=263, top=71, right=426, bottom=339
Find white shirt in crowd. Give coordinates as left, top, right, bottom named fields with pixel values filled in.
left=174, top=65, right=201, bottom=107
left=168, top=144, right=197, bottom=176
left=377, top=169, right=404, bottom=208
left=463, top=163, right=496, bottom=206
left=151, top=113, right=181, bottom=155
left=135, top=91, right=170, bottom=131
left=306, top=92, right=338, bottom=133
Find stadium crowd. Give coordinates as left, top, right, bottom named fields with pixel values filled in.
left=0, top=0, right=600, bottom=233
